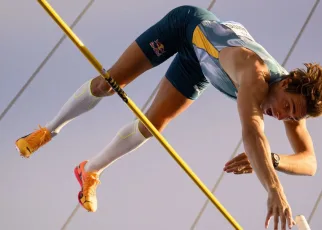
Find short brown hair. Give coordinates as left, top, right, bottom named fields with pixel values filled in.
left=285, top=63, right=322, bottom=117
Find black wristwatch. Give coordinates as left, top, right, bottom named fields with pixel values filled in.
left=271, top=153, right=280, bottom=168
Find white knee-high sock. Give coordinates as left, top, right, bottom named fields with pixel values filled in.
left=85, top=120, right=150, bottom=173
left=46, top=79, right=102, bottom=135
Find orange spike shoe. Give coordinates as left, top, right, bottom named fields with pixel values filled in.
left=15, top=126, right=52, bottom=158
left=74, top=161, right=101, bottom=212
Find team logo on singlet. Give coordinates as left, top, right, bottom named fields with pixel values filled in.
left=222, top=22, right=255, bottom=41
left=150, top=39, right=165, bottom=57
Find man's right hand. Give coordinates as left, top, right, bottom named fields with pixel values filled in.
left=265, top=188, right=296, bottom=230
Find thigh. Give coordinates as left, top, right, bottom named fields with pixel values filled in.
left=104, top=5, right=218, bottom=89
left=91, top=41, right=153, bottom=96
left=134, top=5, right=218, bottom=69
left=137, top=46, right=210, bottom=137
left=134, top=6, right=187, bottom=68
left=107, top=41, right=152, bottom=89
left=97, top=6, right=195, bottom=93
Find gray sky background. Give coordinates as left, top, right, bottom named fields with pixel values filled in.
left=0, top=0, right=321, bottom=229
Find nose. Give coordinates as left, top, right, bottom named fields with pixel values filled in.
left=275, top=111, right=288, bottom=120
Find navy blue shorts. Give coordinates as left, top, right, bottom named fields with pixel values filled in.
left=135, top=5, right=219, bottom=99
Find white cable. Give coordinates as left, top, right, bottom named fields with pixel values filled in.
left=61, top=204, right=81, bottom=230
left=308, top=189, right=322, bottom=223
left=189, top=0, right=320, bottom=229
left=189, top=139, right=241, bottom=230
left=0, top=0, right=95, bottom=122
left=133, top=82, right=160, bottom=120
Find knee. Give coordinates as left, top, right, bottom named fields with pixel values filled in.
left=90, top=76, right=115, bottom=97
left=138, top=119, right=168, bottom=138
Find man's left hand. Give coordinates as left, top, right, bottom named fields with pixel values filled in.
left=223, top=152, right=253, bottom=174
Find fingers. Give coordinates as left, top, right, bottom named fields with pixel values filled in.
left=285, top=208, right=295, bottom=229
left=280, top=208, right=295, bottom=230
left=224, top=152, right=253, bottom=175
left=266, top=209, right=294, bottom=230
left=265, top=208, right=292, bottom=230
left=265, top=209, right=273, bottom=229
left=224, top=152, right=247, bottom=166
left=274, top=208, right=279, bottom=230
left=233, top=166, right=253, bottom=174
left=281, top=211, right=287, bottom=230
left=224, top=159, right=252, bottom=174
left=224, top=159, right=249, bottom=170
left=265, top=194, right=294, bottom=230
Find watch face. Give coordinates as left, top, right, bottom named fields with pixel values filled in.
left=274, top=154, right=280, bottom=161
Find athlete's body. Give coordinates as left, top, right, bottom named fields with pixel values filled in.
left=15, top=6, right=321, bottom=230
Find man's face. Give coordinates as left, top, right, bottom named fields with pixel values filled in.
left=261, top=79, right=307, bottom=121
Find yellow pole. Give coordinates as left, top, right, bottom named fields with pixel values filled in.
left=37, top=1, right=242, bottom=229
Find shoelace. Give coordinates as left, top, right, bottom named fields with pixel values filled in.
left=26, top=125, right=51, bottom=151
left=83, top=173, right=100, bottom=197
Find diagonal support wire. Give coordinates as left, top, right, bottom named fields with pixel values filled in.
left=61, top=204, right=81, bottom=230
left=189, top=139, right=242, bottom=230
left=308, top=189, right=322, bottom=223
left=0, top=0, right=95, bottom=122
left=189, top=0, right=320, bottom=229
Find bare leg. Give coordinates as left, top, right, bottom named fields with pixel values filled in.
left=46, top=41, right=153, bottom=135
left=15, top=42, right=153, bottom=157
left=85, top=77, right=194, bottom=172
left=138, top=77, right=193, bottom=137
left=75, top=76, right=195, bottom=212
left=90, top=41, right=153, bottom=97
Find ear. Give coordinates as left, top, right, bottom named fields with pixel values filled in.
left=280, top=78, right=292, bottom=89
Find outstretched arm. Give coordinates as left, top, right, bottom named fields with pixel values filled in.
left=276, top=119, right=317, bottom=175
left=219, top=47, right=284, bottom=191
left=237, top=72, right=282, bottom=192
left=224, top=119, right=316, bottom=176
left=223, top=150, right=316, bottom=176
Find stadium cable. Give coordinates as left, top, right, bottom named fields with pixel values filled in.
left=0, top=0, right=95, bottom=122
left=308, top=188, right=322, bottom=223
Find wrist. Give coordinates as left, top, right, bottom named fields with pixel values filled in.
left=268, top=183, right=284, bottom=194
left=271, top=152, right=280, bottom=168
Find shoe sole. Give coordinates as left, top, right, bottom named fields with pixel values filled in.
left=15, top=145, right=29, bottom=158
left=15, top=145, right=22, bottom=155
left=74, top=166, right=86, bottom=210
